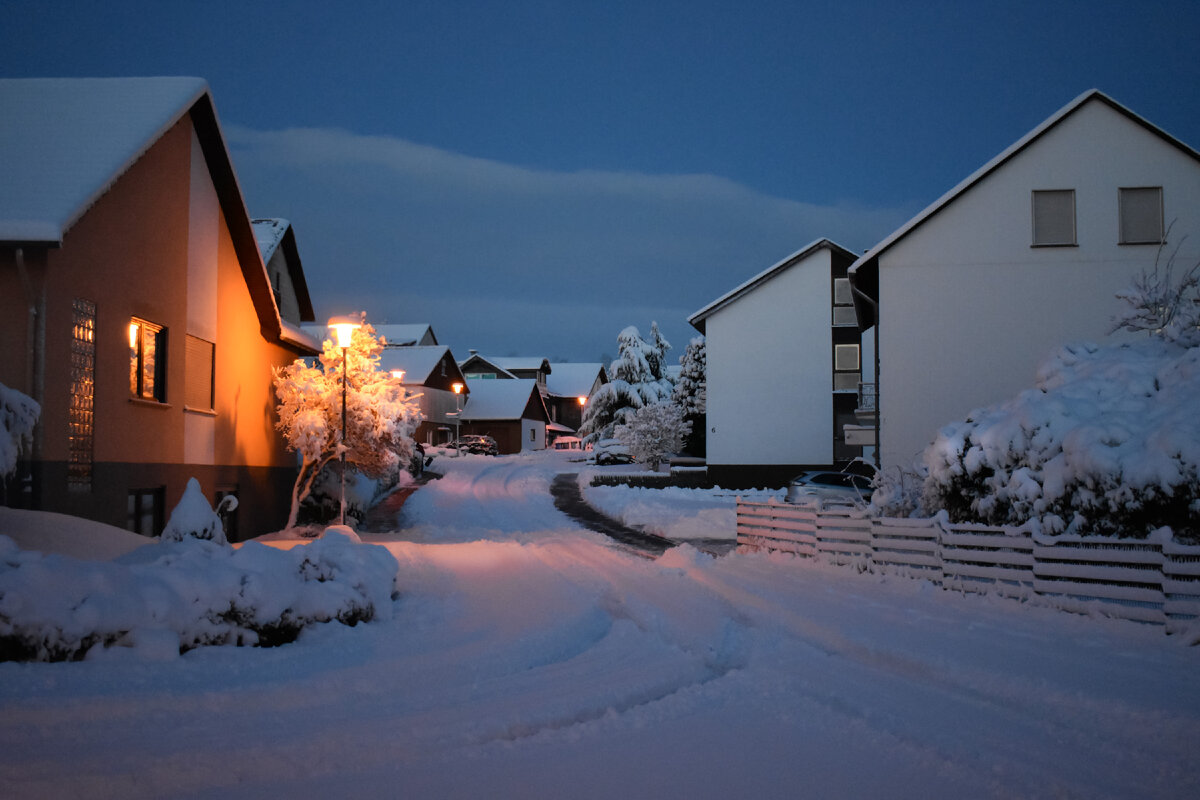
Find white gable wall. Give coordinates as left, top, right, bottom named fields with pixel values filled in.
left=706, top=248, right=834, bottom=467
left=877, top=100, right=1200, bottom=469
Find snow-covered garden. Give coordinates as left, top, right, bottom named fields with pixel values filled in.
left=2, top=450, right=1199, bottom=798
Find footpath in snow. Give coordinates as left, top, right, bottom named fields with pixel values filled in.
left=1, top=450, right=1198, bottom=799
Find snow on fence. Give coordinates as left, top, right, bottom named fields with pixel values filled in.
left=735, top=497, right=1200, bottom=631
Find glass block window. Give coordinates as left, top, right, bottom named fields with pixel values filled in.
left=1032, top=190, right=1076, bottom=246
left=68, top=298, right=96, bottom=491
left=1119, top=187, right=1164, bottom=244
left=834, top=343, right=860, bottom=372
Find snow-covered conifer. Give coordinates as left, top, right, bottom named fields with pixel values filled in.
left=161, top=478, right=228, bottom=546
left=579, top=323, right=673, bottom=443
left=671, top=337, right=706, bottom=457
left=273, top=318, right=422, bottom=528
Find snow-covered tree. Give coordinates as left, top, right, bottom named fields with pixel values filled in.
left=614, top=401, right=692, bottom=470
left=0, top=382, right=39, bottom=479
left=672, top=336, right=706, bottom=456
left=578, top=323, right=675, bottom=444
left=161, top=478, right=229, bottom=546
left=274, top=318, right=422, bottom=529
left=1110, top=233, right=1200, bottom=345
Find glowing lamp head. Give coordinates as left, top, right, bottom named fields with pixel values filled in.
left=390, top=369, right=406, bottom=382
left=327, top=315, right=362, bottom=348
left=452, top=382, right=464, bottom=395
left=577, top=396, right=587, bottom=407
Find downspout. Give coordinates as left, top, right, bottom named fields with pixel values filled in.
left=14, top=248, right=46, bottom=503
left=850, top=281, right=880, bottom=468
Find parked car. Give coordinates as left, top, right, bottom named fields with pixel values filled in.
left=785, top=469, right=874, bottom=506
left=592, top=438, right=634, bottom=466
left=450, top=435, right=499, bottom=456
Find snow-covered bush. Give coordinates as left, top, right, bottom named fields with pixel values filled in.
left=1, top=382, right=39, bottom=478
left=614, top=401, right=691, bottom=470
left=161, top=478, right=229, bottom=546
left=274, top=317, right=422, bottom=528
left=579, top=323, right=675, bottom=444
left=0, top=531, right=399, bottom=662
left=920, top=338, right=1200, bottom=541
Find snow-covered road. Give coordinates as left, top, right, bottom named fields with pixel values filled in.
left=2, top=452, right=1198, bottom=798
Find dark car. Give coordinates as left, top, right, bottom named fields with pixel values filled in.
left=451, top=435, right=499, bottom=456
left=591, top=438, right=634, bottom=465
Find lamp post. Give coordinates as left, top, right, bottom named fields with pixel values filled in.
left=327, top=315, right=361, bottom=526
left=452, top=381, right=464, bottom=456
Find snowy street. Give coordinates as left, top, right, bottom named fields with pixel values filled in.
left=1, top=451, right=1198, bottom=798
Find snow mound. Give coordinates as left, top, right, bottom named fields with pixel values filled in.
left=922, top=338, right=1200, bottom=539
left=161, top=478, right=227, bottom=545
left=0, top=533, right=399, bottom=662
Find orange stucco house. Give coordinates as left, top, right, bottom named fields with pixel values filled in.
left=0, top=77, right=319, bottom=540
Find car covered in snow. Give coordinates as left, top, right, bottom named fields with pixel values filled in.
left=450, top=435, right=499, bottom=456
left=591, top=438, right=634, bottom=465
left=784, top=463, right=875, bottom=506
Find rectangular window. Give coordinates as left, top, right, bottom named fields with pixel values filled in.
left=833, top=372, right=860, bottom=392
left=1032, top=189, right=1076, bottom=246
left=1119, top=187, right=1164, bottom=244
left=833, top=306, right=858, bottom=327
left=68, top=298, right=96, bottom=491
left=833, top=278, right=852, bottom=305
left=129, top=318, right=167, bottom=402
left=127, top=487, right=164, bottom=537
left=184, top=335, right=215, bottom=411
left=834, top=343, right=860, bottom=372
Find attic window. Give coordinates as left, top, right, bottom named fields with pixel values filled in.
left=1032, top=190, right=1076, bottom=246
left=1119, top=187, right=1164, bottom=244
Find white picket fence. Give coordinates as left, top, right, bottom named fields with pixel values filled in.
left=736, top=497, right=1200, bottom=633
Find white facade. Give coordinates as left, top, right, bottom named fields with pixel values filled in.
left=857, top=92, right=1200, bottom=470
left=692, top=241, right=858, bottom=473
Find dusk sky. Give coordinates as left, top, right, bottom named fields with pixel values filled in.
left=5, top=1, right=1199, bottom=362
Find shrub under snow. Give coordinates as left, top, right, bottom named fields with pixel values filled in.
left=1, top=382, right=39, bottom=478
left=0, top=531, right=399, bottom=662
left=921, top=338, right=1200, bottom=541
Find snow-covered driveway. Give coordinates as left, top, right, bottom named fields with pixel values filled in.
left=1, top=452, right=1198, bottom=798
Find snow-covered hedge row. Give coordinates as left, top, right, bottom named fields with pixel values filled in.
left=921, top=339, right=1200, bottom=541
left=0, top=532, right=399, bottom=662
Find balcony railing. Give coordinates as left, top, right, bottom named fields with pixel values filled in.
left=857, top=382, right=876, bottom=413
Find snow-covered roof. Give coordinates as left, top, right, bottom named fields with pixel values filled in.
left=848, top=89, right=1200, bottom=281
left=373, top=324, right=438, bottom=347
left=377, top=346, right=456, bottom=385
left=546, top=363, right=607, bottom=398
left=460, top=379, right=546, bottom=422
left=251, top=218, right=290, bottom=264
left=459, top=353, right=519, bottom=379
left=688, top=238, right=857, bottom=333
left=0, top=77, right=209, bottom=242
left=278, top=320, right=321, bottom=353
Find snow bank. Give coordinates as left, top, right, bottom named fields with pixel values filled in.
left=0, top=531, right=398, bottom=662
left=583, top=483, right=774, bottom=541
left=0, top=507, right=150, bottom=560
left=922, top=339, right=1200, bottom=540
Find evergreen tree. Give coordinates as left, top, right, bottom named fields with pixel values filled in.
left=579, top=323, right=674, bottom=444
left=672, top=336, right=706, bottom=457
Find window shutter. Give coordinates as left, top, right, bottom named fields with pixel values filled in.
left=185, top=335, right=215, bottom=410
left=1032, top=190, right=1076, bottom=246
left=1119, top=187, right=1163, bottom=244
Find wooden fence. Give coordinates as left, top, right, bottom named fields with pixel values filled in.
left=736, top=497, right=1200, bottom=633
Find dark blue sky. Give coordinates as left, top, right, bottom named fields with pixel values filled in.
left=5, top=1, right=1199, bottom=361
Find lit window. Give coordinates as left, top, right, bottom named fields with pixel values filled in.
left=129, top=318, right=167, bottom=402
left=1119, top=187, right=1164, bottom=244
left=69, top=298, right=96, bottom=491
left=1032, top=190, right=1076, bottom=246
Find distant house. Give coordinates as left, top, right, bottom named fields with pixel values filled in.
left=849, top=89, right=1200, bottom=471
left=689, top=239, right=862, bottom=488
left=458, top=352, right=518, bottom=380
left=459, top=380, right=550, bottom=454
left=376, top=345, right=470, bottom=445
left=252, top=218, right=315, bottom=328
left=545, top=363, right=608, bottom=435
left=372, top=323, right=438, bottom=348
left=459, top=352, right=554, bottom=392
left=0, top=77, right=319, bottom=539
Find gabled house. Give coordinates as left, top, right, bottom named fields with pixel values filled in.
left=252, top=218, right=315, bottom=331
left=849, top=89, right=1200, bottom=471
left=0, top=77, right=318, bottom=540
left=689, top=239, right=862, bottom=488
left=545, top=362, right=609, bottom=435
left=459, top=380, right=550, bottom=454
left=376, top=345, right=470, bottom=445
left=373, top=323, right=438, bottom=347
left=459, top=352, right=519, bottom=380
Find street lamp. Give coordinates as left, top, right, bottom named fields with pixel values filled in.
left=327, top=315, right=361, bottom=526
left=452, top=381, right=464, bottom=456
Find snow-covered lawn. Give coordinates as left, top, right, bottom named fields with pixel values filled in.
left=2, top=450, right=1198, bottom=798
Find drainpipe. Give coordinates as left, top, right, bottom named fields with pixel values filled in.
left=850, top=281, right=880, bottom=468
left=14, top=248, right=46, bottom=503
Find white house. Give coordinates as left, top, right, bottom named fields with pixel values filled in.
left=689, top=239, right=862, bottom=487
left=849, top=89, right=1200, bottom=471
